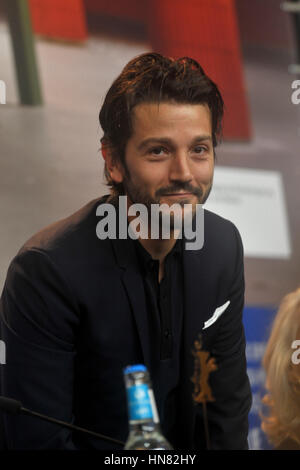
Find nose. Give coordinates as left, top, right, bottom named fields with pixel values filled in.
left=169, top=151, right=193, bottom=183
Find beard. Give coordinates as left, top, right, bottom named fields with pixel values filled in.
left=122, top=165, right=213, bottom=234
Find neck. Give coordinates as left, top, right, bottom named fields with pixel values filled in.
left=137, top=236, right=177, bottom=263
left=138, top=234, right=179, bottom=283
left=125, top=196, right=179, bottom=263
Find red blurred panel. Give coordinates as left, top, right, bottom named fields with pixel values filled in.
left=84, top=0, right=147, bottom=22
left=236, top=0, right=293, bottom=50
left=148, top=0, right=252, bottom=141
left=29, top=0, right=87, bottom=41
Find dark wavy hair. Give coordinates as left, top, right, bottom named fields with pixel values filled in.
left=99, top=52, right=224, bottom=196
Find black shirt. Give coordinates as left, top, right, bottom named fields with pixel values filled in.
left=133, top=237, right=184, bottom=441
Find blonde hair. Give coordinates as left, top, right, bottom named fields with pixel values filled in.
left=261, top=287, right=300, bottom=447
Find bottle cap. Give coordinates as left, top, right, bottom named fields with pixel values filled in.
left=123, top=364, right=147, bottom=374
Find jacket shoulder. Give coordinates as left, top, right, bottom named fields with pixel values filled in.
left=203, top=208, right=243, bottom=249
left=204, top=207, right=237, bottom=231
left=19, top=196, right=107, bottom=256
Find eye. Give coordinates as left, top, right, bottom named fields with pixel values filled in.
left=192, top=145, right=210, bottom=159
left=148, top=146, right=168, bottom=156
left=193, top=145, right=206, bottom=154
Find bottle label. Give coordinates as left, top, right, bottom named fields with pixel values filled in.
left=127, top=384, right=153, bottom=421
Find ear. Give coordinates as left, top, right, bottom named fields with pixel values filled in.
left=101, top=145, right=124, bottom=184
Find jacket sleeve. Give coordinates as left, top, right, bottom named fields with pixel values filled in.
left=203, top=225, right=252, bottom=449
left=0, top=248, right=81, bottom=449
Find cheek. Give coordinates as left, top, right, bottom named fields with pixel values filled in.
left=129, top=161, right=166, bottom=186
left=193, top=162, right=214, bottom=185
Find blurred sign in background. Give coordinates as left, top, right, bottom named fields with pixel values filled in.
left=204, top=167, right=291, bottom=259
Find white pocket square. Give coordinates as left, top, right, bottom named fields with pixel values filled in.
left=202, top=300, right=231, bottom=330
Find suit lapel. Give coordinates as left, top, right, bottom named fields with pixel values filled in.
left=110, top=233, right=152, bottom=371
left=178, top=240, right=209, bottom=447
left=122, top=264, right=152, bottom=371
left=183, top=245, right=208, bottom=359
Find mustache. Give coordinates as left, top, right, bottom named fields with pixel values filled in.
left=156, top=183, right=203, bottom=198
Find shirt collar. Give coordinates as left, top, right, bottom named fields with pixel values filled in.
left=134, top=237, right=182, bottom=273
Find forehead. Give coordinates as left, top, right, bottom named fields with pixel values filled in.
left=130, top=102, right=212, bottom=139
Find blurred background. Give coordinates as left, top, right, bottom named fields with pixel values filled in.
left=0, top=0, right=299, bottom=450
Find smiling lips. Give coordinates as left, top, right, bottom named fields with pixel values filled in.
left=163, top=192, right=193, bottom=197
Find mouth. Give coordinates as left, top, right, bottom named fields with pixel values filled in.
left=163, top=192, right=194, bottom=197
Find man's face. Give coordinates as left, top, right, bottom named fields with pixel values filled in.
left=114, top=101, right=214, bottom=225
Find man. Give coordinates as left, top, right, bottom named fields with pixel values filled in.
left=0, top=53, right=251, bottom=449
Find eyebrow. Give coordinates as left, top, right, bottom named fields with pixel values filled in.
left=137, top=135, right=212, bottom=151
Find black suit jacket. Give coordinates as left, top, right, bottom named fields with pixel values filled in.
left=0, top=196, right=251, bottom=449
